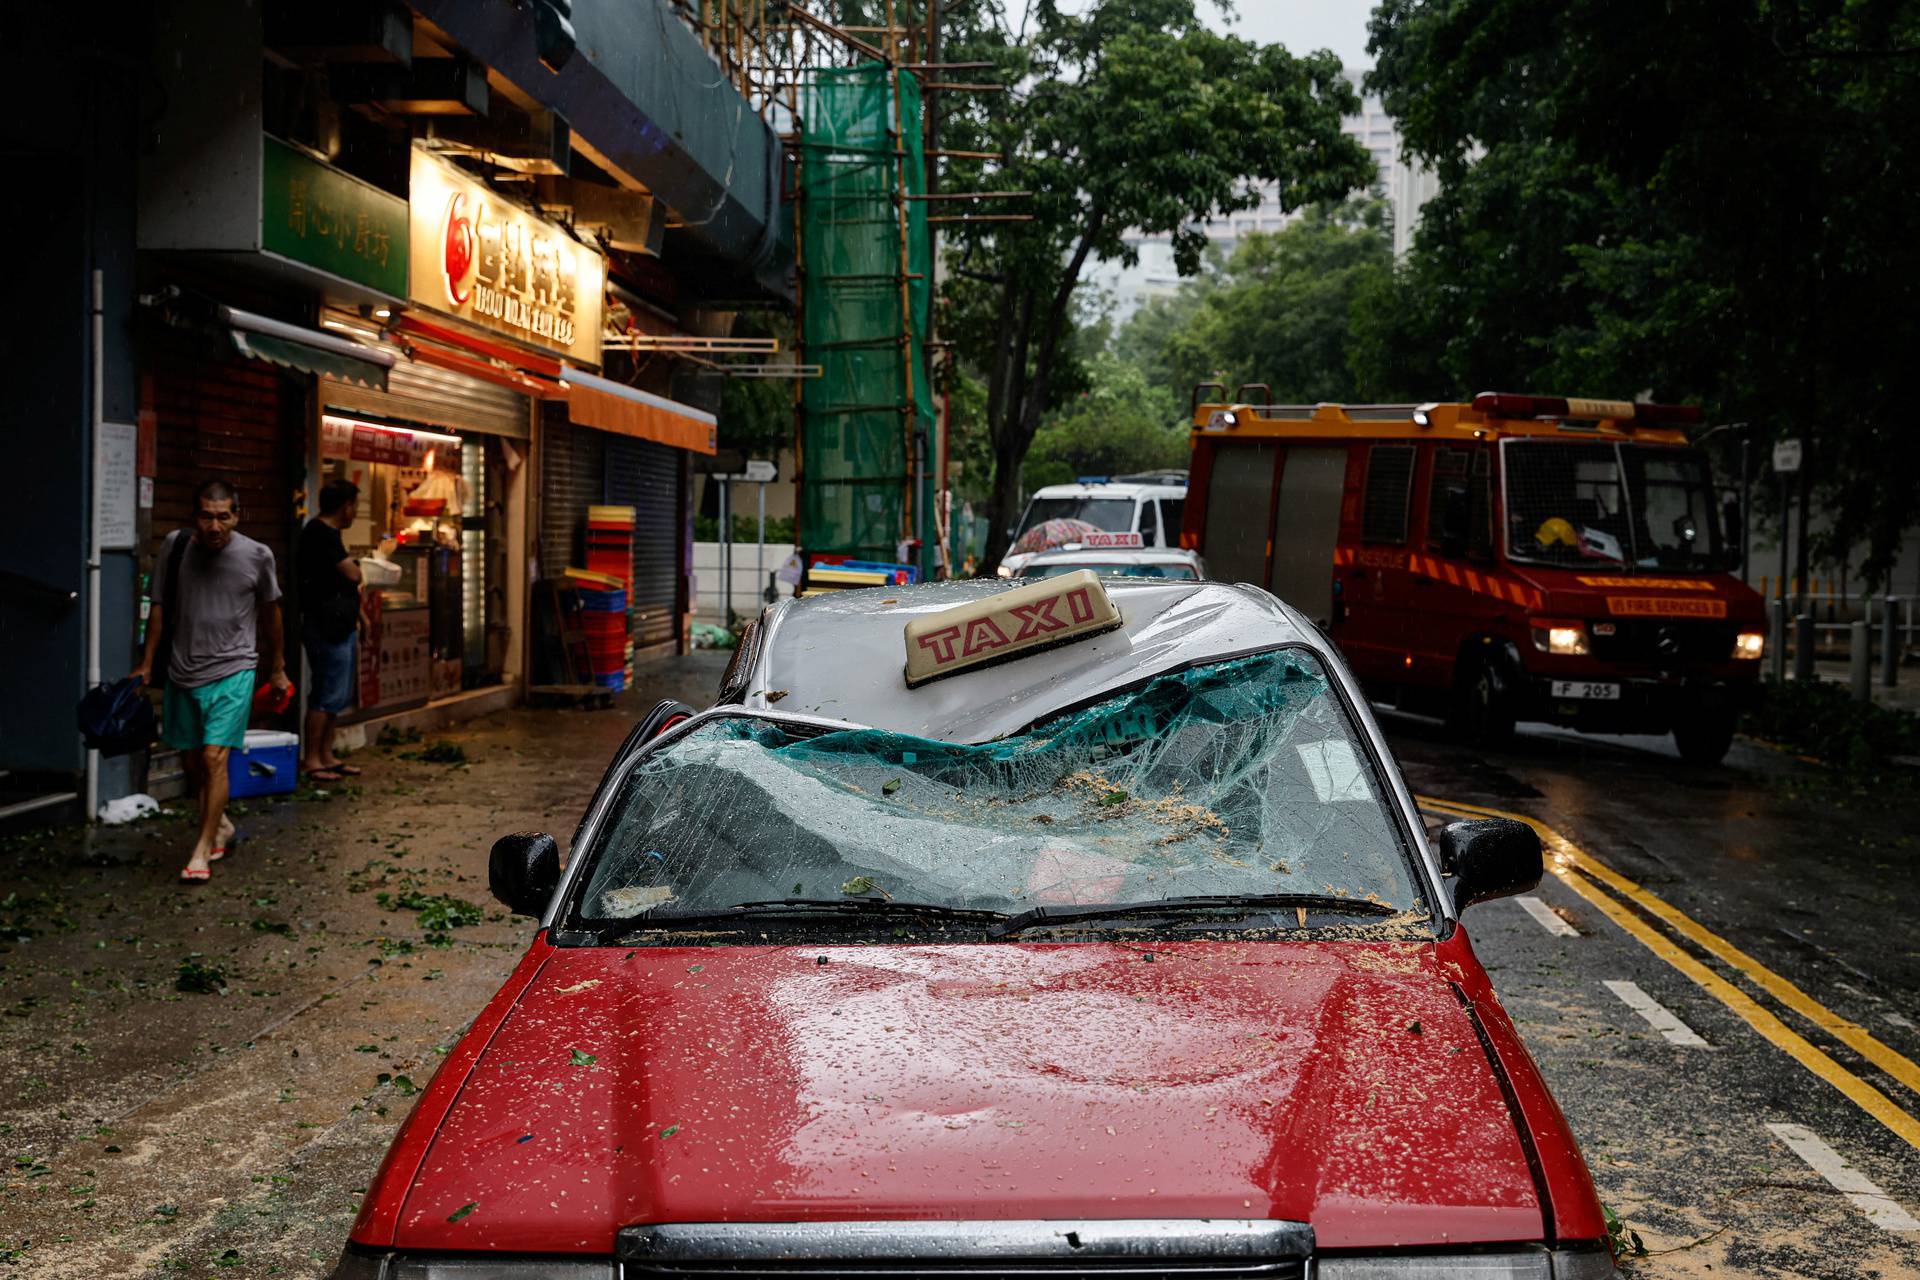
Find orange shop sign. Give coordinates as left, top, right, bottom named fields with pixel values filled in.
left=407, top=147, right=605, bottom=363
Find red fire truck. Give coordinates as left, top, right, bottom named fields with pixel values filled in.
left=1182, top=389, right=1767, bottom=763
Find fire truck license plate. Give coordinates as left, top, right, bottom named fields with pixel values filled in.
left=1550, top=680, right=1620, bottom=700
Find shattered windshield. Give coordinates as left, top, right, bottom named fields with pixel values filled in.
left=569, top=650, right=1426, bottom=940
left=1502, top=441, right=1725, bottom=571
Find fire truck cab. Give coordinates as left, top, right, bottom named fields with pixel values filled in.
left=1183, top=391, right=1767, bottom=763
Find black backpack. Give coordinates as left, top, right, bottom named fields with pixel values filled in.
left=77, top=675, right=157, bottom=757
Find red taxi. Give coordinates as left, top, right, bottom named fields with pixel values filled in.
left=331, top=572, right=1616, bottom=1279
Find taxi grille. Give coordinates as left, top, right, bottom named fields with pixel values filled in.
left=623, top=1265, right=1306, bottom=1278
left=620, top=1222, right=1312, bottom=1279
left=1586, top=619, right=1734, bottom=666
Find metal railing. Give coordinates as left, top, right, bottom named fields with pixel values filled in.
left=1769, top=595, right=1915, bottom=698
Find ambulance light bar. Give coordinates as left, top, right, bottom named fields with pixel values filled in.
left=1472, top=392, right=1704, bottom=425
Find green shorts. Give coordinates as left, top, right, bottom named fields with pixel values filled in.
left=162, top=669, right=254, bottom=750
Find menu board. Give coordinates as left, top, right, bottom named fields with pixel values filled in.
left=94, top=421, right=138, bottom=551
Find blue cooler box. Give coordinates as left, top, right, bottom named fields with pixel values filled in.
left=228, top=730, right=299, bottom=798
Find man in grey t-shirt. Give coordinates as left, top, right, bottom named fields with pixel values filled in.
left=133, top=479, right=289, bottom=882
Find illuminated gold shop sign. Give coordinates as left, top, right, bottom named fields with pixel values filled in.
left=408, top=147, right=605, bottom=363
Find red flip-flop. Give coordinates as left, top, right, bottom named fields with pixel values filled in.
left=180, top=866, right=210, bottom=883
left=208, top=829, right=239, bottom=862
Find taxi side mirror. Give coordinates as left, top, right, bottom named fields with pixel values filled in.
left=1439, top=818, right=1542, bottom=909
left=490, top=832, right=561, bottom=917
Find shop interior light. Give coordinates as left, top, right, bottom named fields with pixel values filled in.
left=321, top=413, right=464, bottom=448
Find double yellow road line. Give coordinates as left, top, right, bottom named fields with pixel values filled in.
left=1420, top=794, right=1920, bottom=1152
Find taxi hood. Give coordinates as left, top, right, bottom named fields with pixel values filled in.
left=387, top=940, right=1544, bottom=1254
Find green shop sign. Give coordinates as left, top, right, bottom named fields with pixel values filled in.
left=261, top=137, right=408, bottom=297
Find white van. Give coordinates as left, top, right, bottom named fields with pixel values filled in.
left=997, top=473, right=1188, bottom=577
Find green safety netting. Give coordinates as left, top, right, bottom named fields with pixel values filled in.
left=797, top=63, right=935, bottom=564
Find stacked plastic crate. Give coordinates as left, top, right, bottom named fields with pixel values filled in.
left=572, top=504, right=636, bottom=691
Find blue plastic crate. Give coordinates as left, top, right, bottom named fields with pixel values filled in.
left=578, top=589, right=628, bottom=612
left=228, top=730, right=299, bottom=798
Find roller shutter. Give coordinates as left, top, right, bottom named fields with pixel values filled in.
left=149, top=350, right=298, bottom=582
left=604, top=436, right=683, bottom=650
left=322, top=359, right=532, bottom=439
left=538, top=414, right=603, bottom=580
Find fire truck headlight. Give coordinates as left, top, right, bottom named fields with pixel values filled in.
left=1734, top=631, right=1765, bottom=660
left=1531, top=621, right=1590, bottom=655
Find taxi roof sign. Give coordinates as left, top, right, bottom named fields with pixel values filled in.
left=1075, top=531, right=1144, bottom=548
left=903, top=569, right=1123, bottom=688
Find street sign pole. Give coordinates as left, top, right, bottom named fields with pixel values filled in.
left=1773, top=439, right=1800, bottom=613
left=1739, top=435, right=1751, bottom=582
left=720, top=478, right=732, bottom=628
left=709, top=462, right=778, bottom=627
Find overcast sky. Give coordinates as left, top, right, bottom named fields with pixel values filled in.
left=1208, top=0, right=1376, bottom=68
left=1019, top=1, right=1378, bottom=71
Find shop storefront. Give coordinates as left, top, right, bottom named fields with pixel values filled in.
left=311, top=338, right=536, bottom=720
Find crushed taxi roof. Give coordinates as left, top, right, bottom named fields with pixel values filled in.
left=738, top=578, right=1313, bottom=744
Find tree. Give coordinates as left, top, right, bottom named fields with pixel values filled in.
left=1023, top=352, right=1187, bottom=490
left=941, top=0, right=1372, bottom=570
left=1116, top=200, right=1395, bottom=404
left=1366, top=0, right=1920, bottom=587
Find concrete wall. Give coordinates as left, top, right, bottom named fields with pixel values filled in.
left=691, top=541, right=793, bottom=625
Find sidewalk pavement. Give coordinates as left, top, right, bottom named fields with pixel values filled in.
left=0, top=653, right=729, bottom=1279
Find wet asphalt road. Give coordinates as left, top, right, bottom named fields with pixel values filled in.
left=4, top=652, right=1916, bottom=1278
left=1385, top=711, right=1920, bottom=1278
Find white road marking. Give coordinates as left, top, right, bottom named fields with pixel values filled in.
left=1515, top=895, right=1578, bottom=937
left=1885, top=1012, right=1916, bottom=1030
left=1766, top=1123, right=1920, bottom=1232
left=1604, top=979, right=1709, bottom=1046
left=1835, top=980, right=1882, bottom=1003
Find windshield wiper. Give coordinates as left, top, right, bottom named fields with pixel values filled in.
left=985, top=893, right=1403, bottom=939
left=601, top=897, right=1007, bottom=938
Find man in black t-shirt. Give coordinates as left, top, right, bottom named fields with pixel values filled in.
left=297, top=479, right=368, bottom=781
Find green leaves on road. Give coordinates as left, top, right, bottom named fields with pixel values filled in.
left=174, top=954, right=228, bottom=995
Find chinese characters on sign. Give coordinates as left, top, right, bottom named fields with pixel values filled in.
left=261, top=138, right=409, bottom=297
left=408, top=147, right=606, bottom=363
